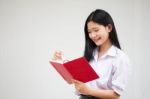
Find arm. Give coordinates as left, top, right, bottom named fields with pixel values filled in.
left=73, top=80, right=119, bottom=99
left=88, top=88, right=119, bottom=99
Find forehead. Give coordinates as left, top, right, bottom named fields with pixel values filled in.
left=87, top=21, right=102, bottom=29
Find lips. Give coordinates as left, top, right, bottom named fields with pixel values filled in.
left=93, top=37, right=101, bottom=42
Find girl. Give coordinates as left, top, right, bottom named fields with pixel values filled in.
left=52, top=9, right=131, bottom=99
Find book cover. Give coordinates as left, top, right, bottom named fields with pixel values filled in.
left=49, top=57, right=99, bottom=84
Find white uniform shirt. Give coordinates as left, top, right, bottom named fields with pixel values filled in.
left=85, top=45, right=132, bottom=95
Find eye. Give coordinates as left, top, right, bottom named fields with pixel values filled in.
left=94, top=29, right=99, bottom=32
left=87, top=31, right=91, bottom=34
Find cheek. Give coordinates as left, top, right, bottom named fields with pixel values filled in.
left=88, top=34, right=93, bottom=39
left=101, top=32, right=109, bottom=40
left=106, top=33, right=109, bottom=38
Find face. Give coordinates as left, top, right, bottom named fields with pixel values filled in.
left=87, top=21, right=112, bottom=47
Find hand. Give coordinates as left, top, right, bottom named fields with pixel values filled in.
left=72, top=79, right=91, bottom=95
left=52, top=50, right=63, bottom=61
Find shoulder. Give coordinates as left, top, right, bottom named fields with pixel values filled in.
left=113, top=46, right=131, bottom=68
left=115, top=47, right=130, bottom=61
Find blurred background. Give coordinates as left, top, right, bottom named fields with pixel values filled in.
left=0, top=0, right=150, bottom=99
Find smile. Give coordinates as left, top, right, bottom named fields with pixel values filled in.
left=93, top=37, right=101, bottom=42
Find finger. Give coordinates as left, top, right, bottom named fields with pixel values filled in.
left=71, top=79, right=75, bottom=83
left=72, top=79, right=79, bottom=87
left=55, top=50, right=62, bottom=56
left=74, top=84, right=79, bottom=90
left=52, top=51, right=63, bottom=60
left=73, top=79, right=82, bottom=84
left=72, top=79, right=77, bottom=84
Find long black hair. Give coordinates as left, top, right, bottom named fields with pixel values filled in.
left=84, top=9, right=121, bottom=61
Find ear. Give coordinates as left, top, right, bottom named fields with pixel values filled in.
left=106, top=24, right=112, bottom=33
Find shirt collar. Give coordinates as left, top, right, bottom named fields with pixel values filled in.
left=93, top=45, right=117, bottom=61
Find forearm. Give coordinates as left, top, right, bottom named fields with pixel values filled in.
left=88, top=88, right=119, bottom=99
left=72, top=79, right=119, bottom=99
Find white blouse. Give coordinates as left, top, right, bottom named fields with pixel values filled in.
left=85, top=45, right=132, bottom=95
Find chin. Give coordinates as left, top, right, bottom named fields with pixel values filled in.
left=95, top=43, right=102, bottom=46
left=94, top=40, right=102, bottom=45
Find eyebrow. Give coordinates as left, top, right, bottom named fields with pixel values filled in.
left=88, top=27, right=99, bottom=31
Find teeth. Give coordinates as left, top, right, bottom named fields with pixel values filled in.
left=94, top=37, right=101, bottom=42
left=96, top=38, right=101, bottom=40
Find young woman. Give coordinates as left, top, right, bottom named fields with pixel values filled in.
left=52, top=9, right=131, bottom=99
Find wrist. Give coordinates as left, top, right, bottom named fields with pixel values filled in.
left=87, top=87, right=93, bottom=96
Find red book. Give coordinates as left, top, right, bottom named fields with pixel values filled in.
left=49, top=57, right=99, bottom=84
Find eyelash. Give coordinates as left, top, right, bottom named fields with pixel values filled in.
left=94, top=29, right=99, bottom=32
left=88, top=29, right=99, bottom=33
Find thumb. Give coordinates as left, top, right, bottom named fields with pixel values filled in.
left=72, top=79, right=82, bottom=84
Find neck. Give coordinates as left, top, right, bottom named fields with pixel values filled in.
left=98, top=39, right=112, bottom=58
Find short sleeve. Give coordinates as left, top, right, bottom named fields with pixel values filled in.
left=111, top=54, right=132, bottom=95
